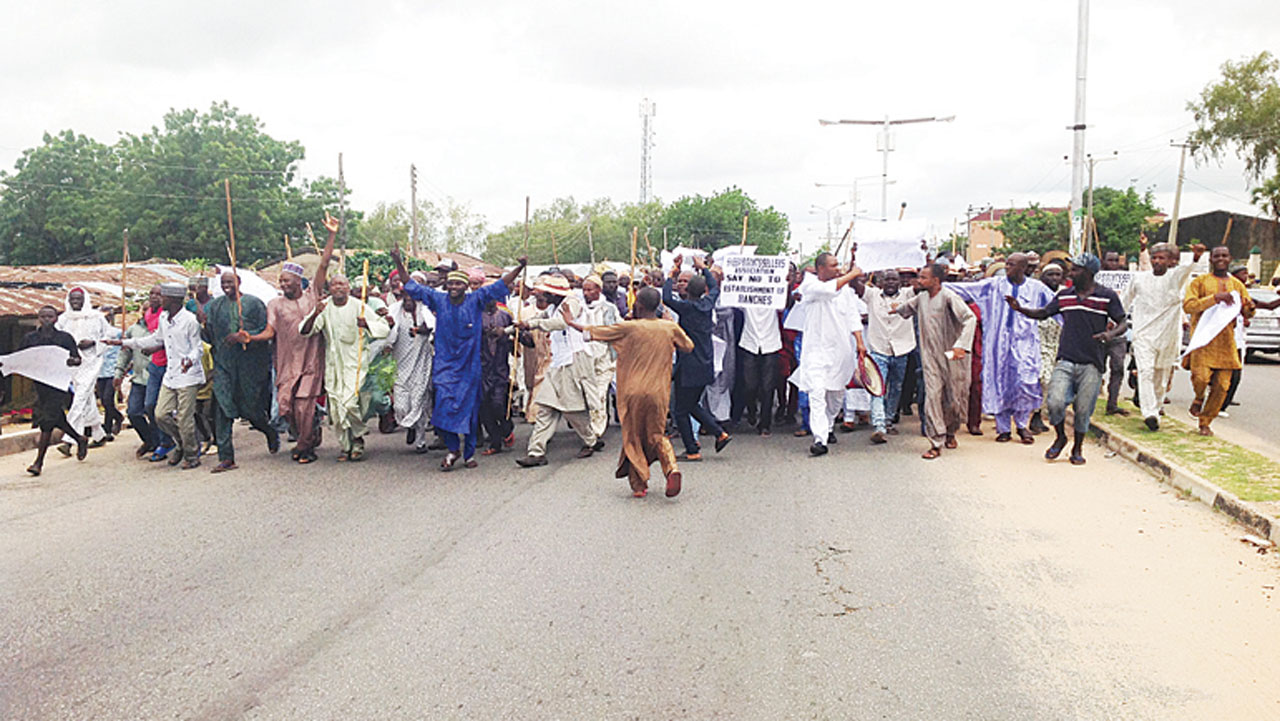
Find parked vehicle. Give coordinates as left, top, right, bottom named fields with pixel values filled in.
left=1245, top=288, right=1280, bottom=360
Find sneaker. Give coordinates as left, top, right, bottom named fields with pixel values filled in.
left=1218, top=411, right=1230, bottom=419
left=515, top=454, right=548, bottom=467
left=1144, top=416, right=1159, bottom=431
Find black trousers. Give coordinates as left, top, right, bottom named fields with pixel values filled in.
left=478, top=388, right=514, bottom=450
left=739, top=350, right=778, bottom=431
left=95, top=377, right=123, bottom=434
left=674, top=384, right=723, bottom=454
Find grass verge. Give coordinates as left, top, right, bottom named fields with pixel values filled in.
left=1092, top=399, right=1280, bottom=503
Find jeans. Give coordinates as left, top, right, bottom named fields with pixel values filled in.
left=125, top=381, right=156, bottom=449
left=674, top=384, right=723, bottom=454
left=869, top=351, right=909, bottom=433
left=145, top=362, right=174, bottom=449
left=1046, top=360, right=1103, bottom=435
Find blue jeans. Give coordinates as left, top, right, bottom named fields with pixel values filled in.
left=145, top=362, right=174, bottom=448
left=126, top=381, right=156, bottom=449
left=1046, top=360, right=1103, bottom=435
left=870, top=351, right=909, bottom=433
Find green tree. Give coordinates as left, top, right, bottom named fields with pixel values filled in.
left=1087, top=186, right=1162, bottom=258
left=1189, top=51, right=1280, bottom=217
left=0, top=131, right=122, bottom=264
left=660, top=187, right=789, bottom=254
left=995, top=205, right=1070, bottom=256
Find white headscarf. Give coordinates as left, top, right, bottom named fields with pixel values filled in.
left=55, top=286, right=110, bottom=348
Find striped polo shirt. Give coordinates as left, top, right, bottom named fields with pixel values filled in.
left=1040, top=284, right=1126, bottom=370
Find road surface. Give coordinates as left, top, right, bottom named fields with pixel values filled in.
left=3, top=421, right=1277, bottom=719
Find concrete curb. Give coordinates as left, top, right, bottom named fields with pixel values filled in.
left=1088, top=417, right=1279, bottom=546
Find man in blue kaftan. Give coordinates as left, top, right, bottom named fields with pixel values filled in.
left=393, top=248, right=528, bottom=470
left=951, top=252, right=1055, bottom=443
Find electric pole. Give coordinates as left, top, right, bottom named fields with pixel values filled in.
left=1084, top=151, right=1117, bottom=254
left=1068, top=0, right=1091, bottom=256
left=1168, top=140, right=1198, bottom=248
left=639, top=98, right=656, bottom=204
left=409, top=163, right=418, bottom=256
left=818, top=115, right=955, bottom=220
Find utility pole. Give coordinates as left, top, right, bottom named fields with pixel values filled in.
left=1084, top=152, right=1118, bottom=254
left=639, top=98, right=656, bottom=204
left=1168, top=141, right=1197, bottom=248
left=1067, top=0, right=1091, bottom=256
left=586, top=218, right=596, bottom=265
left=409, top=163, right=418, bottom=256
left=819, top=115, right=955, bottom=220
left=338, top=152, right=347, bottom=271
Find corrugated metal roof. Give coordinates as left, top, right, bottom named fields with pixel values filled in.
left=0, top=262, right=189, bottom=318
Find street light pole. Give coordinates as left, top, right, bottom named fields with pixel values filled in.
left=1068, top=0, right=1091, bottom=256
left=819, top=115, right=955, bottom=220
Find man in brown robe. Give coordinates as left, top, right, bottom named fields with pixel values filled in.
left=567, top=287, right=694, bottom=498
left=244, top=213, right=337, bottom=463
left=894, top=261, right=977, bottom=459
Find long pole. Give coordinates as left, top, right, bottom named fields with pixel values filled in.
left=881, top=116, right=891, bottom=220
left=1168, top=142, right=1194, bottom=248
left=223, top=179, right=245, bottom=346
left=629, top=226, right=638, bottom=311
left=353, top=258, right=369, bottom=403
left=409, top=164, right=419, bottom=256
left=1086, top=157, right=1096, bottom=254
left=740, top=212, right=749, bottom=250
left=586, top=219, right=596, bottom=265
left=284, top=234, right=293, bottom=260
left=1068, top=0, right=1091, bottom=257
left=507, top=197, right=530, bottom=419
left=120, top=229, right=129, bottom=333
left=338, top=152, right=347, bottom=275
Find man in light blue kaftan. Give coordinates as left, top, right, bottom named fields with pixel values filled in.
left=393, top=249, right=528, bottom=470
left=950, top=252, right=1055, bottom=442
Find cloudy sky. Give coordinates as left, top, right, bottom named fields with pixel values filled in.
left=4, top=0, right=1277, bottom=255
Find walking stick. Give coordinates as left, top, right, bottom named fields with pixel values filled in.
left=353, top=258, right=370, bottom=403
left=284, top=233, right=293, bottom=260
left=120, top=229, right=129, bottom=333
left=506, top=197, right=530, bottom=419
left=224, top=179, right=246, bottom=348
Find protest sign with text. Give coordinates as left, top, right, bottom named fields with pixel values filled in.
left=719, top=254, right=789, bottom=309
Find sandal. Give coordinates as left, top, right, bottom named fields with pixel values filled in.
left=210, top=461, right=238, bottom=474
left=1017, top=429, right=1035, bottom=445
left=441, top=451, right=460, bottom=471
left=464, top=459, right=478, bottom=469
left=296, top=452, right=316, bottom=464
left=921, top=447, right=941, bottom=460
left=944, top=435, right=958, bottom=450
left=168, top=452, right=184, bottom=466
left=180, top=458, right=201, bottom=470
left=1045, top=440, right=1066, bottom=460
left=481, top=448, right=501, bottom=456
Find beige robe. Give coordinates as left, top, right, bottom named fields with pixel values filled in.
left=896, top=286, right=977, bottom=447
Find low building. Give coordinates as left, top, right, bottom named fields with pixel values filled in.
left=965, top=207, right=1067, bottom=263
left=1146, top=210, right=1279, bottom=280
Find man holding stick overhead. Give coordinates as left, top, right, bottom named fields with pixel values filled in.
left=300, top=265, right=389, bottom=462
left=243, top=213, right=337, bottom=463
left=391, top=247, right=528, bottom=471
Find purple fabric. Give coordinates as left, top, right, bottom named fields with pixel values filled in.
left=951, top=276, right=1055, bottom=417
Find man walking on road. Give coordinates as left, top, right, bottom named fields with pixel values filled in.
left=1182, top=246, right=1255, bottom=436
left=859, top=270, right=915, bottom=445
left=212, top=272, right=280, bottom=472
left=951, top=253, right=1055, bottom=444
left=244, top=214, right=337, bottom=464
left=664, top=255, right=733, bottom=461
left=1123, top=240, right=1202, bottom=430
left=109, top=283, right=206, bottom=470
left=1100, top=250, right=1131, bottom=416
left=892, top=262, right=975, bottom=459
left=566, top=287, right=694, bottom=498
left=1007, top=253, right=1127, bottom=465
left=789, top=252, right=866, bottom=457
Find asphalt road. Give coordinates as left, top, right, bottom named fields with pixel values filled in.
left=3, top=419, right=1278, bottom=720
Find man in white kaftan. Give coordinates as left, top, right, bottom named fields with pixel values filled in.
left=56, top=287, right=112, bottom=445
left=1122, top=241, right=1202, bottom=428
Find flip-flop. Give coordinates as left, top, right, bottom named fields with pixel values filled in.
left=921, top=447, right=941, bottom=460
left=210, top=461, right=238, bottom=474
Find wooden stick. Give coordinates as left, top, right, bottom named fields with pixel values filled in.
left=224, top=179, right=246, bottom=348
left=506, top=199, right=531, bottom=420
left=353, top=258, right=370, bottom=402
left=629, top=226, right=638, bottom=311
left=305, top=222, right=322, bottom=254
left=739, top=212, right=749, bottom=249
left=284, top=234, right=293, bottom=260
left=833, top=221, right=855, bottom=259
left=1220, top=217, right=1234, bottom=247
left=120, top=229, right=129, bottom=333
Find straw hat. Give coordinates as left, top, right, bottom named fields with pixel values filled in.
left=532, top=275, right=572, bottom=296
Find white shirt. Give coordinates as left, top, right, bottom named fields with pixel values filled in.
left=788, top=275, right=863, bottom=393
left=862, top=286, right=917, bottom=357
left=738, top=306, right=782, bottom=354
left=123, top=307, right=206, bottom=389
left=1121, top=263, right=1195, bottom=363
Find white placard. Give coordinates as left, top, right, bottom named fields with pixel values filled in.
left=660, top=247, right=708, bottom=274
left=1094, top=270, right=1133, bottom=294
left=719, top=254, right=789, bottom=309
left=0, top=345, right=76, bottom=391
left=1183, top=292, right=1242, bottom=357
left=852, top=219, right=928, bottom=272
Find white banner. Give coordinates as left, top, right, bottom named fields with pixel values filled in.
left=719, top=254, right=789, bottom=309
left=0, top=345, right=76, bottom=391
left=1094, top=270, right=1133, bottom=295
left=852, top=219, right=927, bottom=272
left=1183, top=291, right=1242, bottom=357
